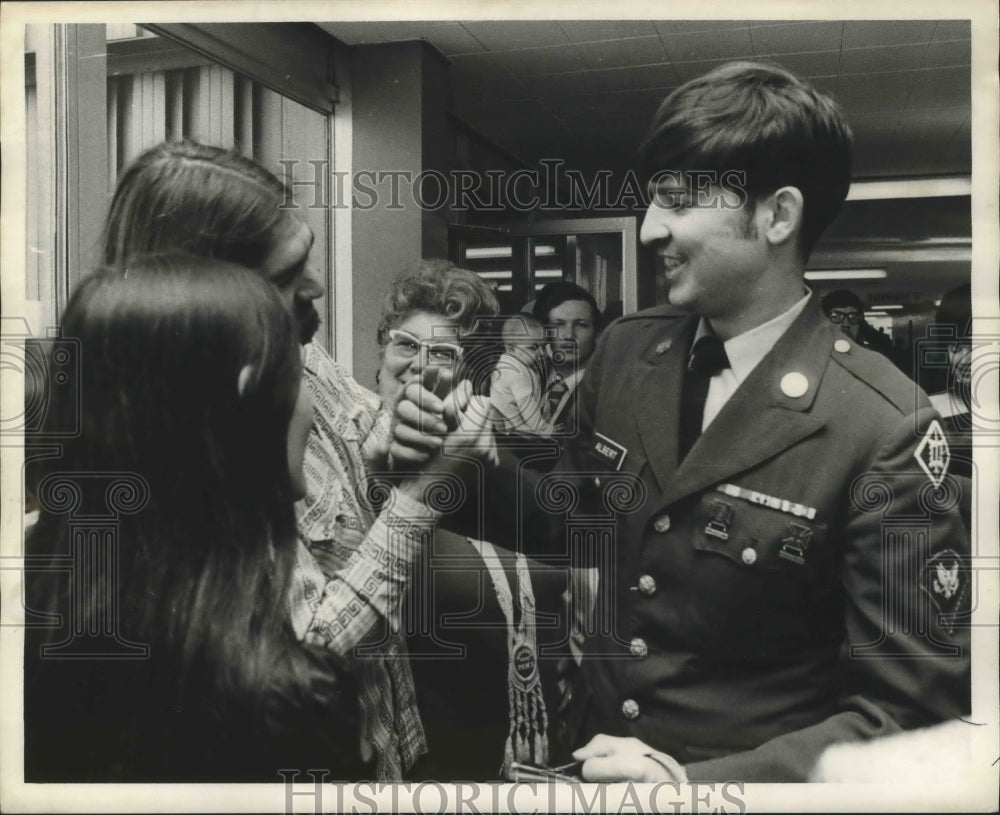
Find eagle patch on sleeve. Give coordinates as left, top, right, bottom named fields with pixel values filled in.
left=920, top=548, right=969, bottom=634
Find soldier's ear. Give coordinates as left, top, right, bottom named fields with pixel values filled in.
left=763, top=187, right=804, bottom=248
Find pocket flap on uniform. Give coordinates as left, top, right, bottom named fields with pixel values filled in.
left=691, top=491, right=827, bottom=579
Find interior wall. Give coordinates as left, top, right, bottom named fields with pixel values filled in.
left=349, top=41, right=451, bottom=389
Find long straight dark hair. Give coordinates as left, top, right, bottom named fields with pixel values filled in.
left=102, top=140, right=289, bottom=268
left=25, top=253, right=306, bottom=777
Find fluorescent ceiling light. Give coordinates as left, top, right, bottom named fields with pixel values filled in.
left=846, top=177, right=971, bottom=201
left=466, top=245, right=556, bottom=259
left=873, top=304, right=904, bottom=310
left=466, top=247, right=511, bottom=259
left=805, top=269, right=888, bottom=281
left=477, top=271, right=512, bottom=279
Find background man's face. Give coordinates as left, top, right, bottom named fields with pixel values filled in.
left=827, top=306, right=862, bottom=340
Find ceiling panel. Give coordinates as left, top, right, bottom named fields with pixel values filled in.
left=660, top=27, right=755, bottom=63
left=906, top=66, right=971, bottom=108
left=421, top=23, right=487, bottom=56
left=931, top=21, right=972, bottom=41
left=559, top=20, right=659, bottom=43
left=841, top=20, right=938, bottom=49
left=487, top=43, right=587, bottom=77
left=577, top=36, right=667, bottom=70
left=832, top=70, right=918, bottom=112
left=749, top=21, right=844, bottom=55
left=323, top=21, right=388, bottom=46
left=764, top=50, right=842, bottom=77
left=671, top=57, right=740, bottom=82
left=459, top=20, right=572, bottom=50
left=839, top=43, right=928, bottom=75
left=921, top=39, right=971, bottom=68
left=530, top=71, right=615, bottom=99
left=574, top=63, right=680, bottom=94
left=653, top=20, right=749, bottom=36
left=318, top=18, right=972, bottom=185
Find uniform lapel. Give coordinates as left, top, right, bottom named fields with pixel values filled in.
left=630, top=316, right=697, bottom=493
left=665, top=297, right=832, bottom=506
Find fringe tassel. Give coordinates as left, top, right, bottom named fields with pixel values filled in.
left=472, top=540, right=552, bottom=779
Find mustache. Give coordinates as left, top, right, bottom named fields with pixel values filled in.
left=297, top=304, right=321, bottom=344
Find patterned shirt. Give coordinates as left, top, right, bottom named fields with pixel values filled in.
left=287, top=342, right=429, bottom=780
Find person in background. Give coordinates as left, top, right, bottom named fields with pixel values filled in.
left=490, top=312, right=551, bottom=435
left=532, top=282, right=602, bottom=435
left=821, top=288, right=894, bottom=358
left=95, top=141, right=494, bottom=780
left=24, top=255, right=362, bottom=781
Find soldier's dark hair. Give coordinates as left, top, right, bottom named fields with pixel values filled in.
left=638, top=61, right=853, bottom=259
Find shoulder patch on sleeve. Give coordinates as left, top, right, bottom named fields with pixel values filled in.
left=920, top=548, right=968, bottom=634
left=914, top=419, right=951, bottom=487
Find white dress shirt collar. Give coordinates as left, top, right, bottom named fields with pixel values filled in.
left=695, top=288, right=812, bottom=387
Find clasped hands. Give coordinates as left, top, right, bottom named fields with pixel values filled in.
left=379, top=368, right=498, bottom=479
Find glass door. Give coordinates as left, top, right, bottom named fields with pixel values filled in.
left=450, top=216, right=638, bottom=320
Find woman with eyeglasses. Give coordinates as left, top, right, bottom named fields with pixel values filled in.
left=370, top=260, right=566, bottom=781
left=375, top=259, right=494, bottom=413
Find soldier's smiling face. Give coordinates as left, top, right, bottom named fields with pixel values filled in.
left=640, top=174, right=767, bottom=322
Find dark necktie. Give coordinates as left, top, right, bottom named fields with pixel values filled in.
left=544, top=374, right=569, bottom=425
left=678, top=334, right=730, bottom=461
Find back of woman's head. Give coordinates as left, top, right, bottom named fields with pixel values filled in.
left=102, top=141, right=289, bottom=269
left=25, top=253, right=341, bottom=780
left=31, top=252, right=301, bottom=691
left=56, top=251, right=299, bottom=505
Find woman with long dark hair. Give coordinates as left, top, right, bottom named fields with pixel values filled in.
left=95, top=141, right=435, bottom=779
left=24, top=253, right=361, bottom=781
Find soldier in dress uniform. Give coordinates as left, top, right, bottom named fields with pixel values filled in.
left=388, top=60, right=971, bottom=782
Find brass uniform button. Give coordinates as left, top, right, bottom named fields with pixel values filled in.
left=629, top=637, right=648, bottom=658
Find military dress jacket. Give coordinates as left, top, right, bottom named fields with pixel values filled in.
left=547, top=295, right=970, bottom=782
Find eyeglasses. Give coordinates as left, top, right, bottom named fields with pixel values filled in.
left=387, top=329, right=463, bottom=364
left=828, top=310, right=862, bottom=325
